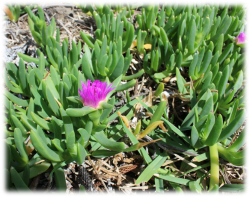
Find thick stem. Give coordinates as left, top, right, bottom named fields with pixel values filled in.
left=88, top=109, right=102, bottom=126
left=209, top=143, right=219, bottom=190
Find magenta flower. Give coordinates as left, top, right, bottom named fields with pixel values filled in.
left=79, top=79, right=115, bottom=109
left=236, top=32, right=246, bottom=44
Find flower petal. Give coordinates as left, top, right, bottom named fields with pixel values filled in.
left=237, top=32, right=246, bottom=44
left=78, top=80, right=115, bottom=108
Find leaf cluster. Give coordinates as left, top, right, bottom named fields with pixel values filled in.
left=4, top=4, right=245, bottom=192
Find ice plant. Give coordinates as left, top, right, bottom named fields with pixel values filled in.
left=4, top=5, right=14, bottom=22
left=79, top=79, right=115, bottom=109
left=236, top=32, right=246, bottom=44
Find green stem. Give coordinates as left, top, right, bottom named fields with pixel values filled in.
left=88, top=109, right=102, bottom=126
left=209, top=143, right=219, bottom=190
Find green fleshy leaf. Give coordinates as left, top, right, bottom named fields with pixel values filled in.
left=204, top=114, right=223, bottom=146
left=218, top=109, right=245, bottom=142
left=14, top=128, right=29, bottom=164
left=66, top=106, right=96, bottom=117
left=5, top=91, right=29, bottom=107
left=2, top=140, right=12, bottom=170
left=30, top=130, right=63, bottom=162
left=191, top=126, right=199, bottom=147
left=93, top=131, right=125, bottom=151
left=10, top=167, right=30, bottom=190
left=31, top=111, right=51, bottom=131
left=135, top=154, right=168, bottom=184
left=54, top=168, right=67, bottom=191
left=66, top=96, right=83, bottom=104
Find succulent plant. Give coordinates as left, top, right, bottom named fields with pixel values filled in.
left=133, top=5, right=245, bottom=83
left=4, top=6, right=144, bottom=190
left=19, top=6, right=140, bottom=88
left=80, top=5, right=135, bottom=53
left=2, top=1, right=38, bottom=22
left=5, top=4, right=245, bottom=192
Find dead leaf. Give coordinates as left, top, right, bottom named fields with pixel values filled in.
left=117, top=111, right=130, bottom=129
left=170, top=76, right=177, bottom=84
left=162, top=76, right=171, bottom=83
left=159, top=123, right=168, bottom=132
left=161, top=92, right=169, bottom=102
left=26, top=138, right=34, bottom=155
left=143, top=44, right=152, bottom=50
left=119, top=165, right=138, bottom=174
left=130, top=40, right=137, bottom=49
left=137, top=121, right=163, bottom=140
left=145, top=112, right=168, bottom=132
